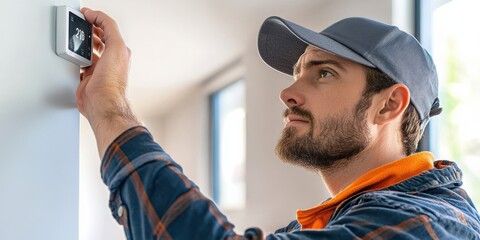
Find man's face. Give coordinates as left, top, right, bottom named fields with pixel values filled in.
left=275, top=46, right=373, bottom=171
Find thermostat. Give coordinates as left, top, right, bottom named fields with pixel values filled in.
left=56, top=6, right=93, bottom=67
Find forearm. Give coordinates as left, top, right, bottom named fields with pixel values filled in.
left=86, top=95, right=142, bottom=158
left=76, top=8, right=141, bottom=158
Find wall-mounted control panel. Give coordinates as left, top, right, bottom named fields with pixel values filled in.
left=56, top=6, right=93, bottom=67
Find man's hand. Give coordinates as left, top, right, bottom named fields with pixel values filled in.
left=77, top=8, right=141, bottom=159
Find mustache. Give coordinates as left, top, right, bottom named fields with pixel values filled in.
left=283, top=106, right=313, bottom=122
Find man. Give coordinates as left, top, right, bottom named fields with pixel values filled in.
left=78, top=8, right=480, bottom=240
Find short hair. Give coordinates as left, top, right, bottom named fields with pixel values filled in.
left=363, top=67, right=423, bottom=155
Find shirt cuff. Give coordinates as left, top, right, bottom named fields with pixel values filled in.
left=100, top=126, right=172, bottom=190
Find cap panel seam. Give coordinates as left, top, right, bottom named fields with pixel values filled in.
left=361, top=27, right=398, bottom=66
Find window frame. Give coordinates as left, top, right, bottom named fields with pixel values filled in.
left=414, top=0, right=447, bottom=154
left=209, top=79, right=246, bottom=209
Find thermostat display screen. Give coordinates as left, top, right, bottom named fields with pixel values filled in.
left=68, top=12, right=92, bottom=60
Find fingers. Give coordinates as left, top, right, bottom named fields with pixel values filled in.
left=80, top=70, right=84, bottom=81
left=93, top=26, right=105, bottom=42
left=81, top=8, right=124, bottom=46
left=93, top=34, right=105, bottom=55
left=80, top=52, right=101, bottom=81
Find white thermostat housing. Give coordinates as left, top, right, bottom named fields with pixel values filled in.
left=56, top=6, right=93, bottom=67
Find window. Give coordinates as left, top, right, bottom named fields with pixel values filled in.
left=210, top=80, right=246, bottom=210
left=417, top=0, right=480, bottom=206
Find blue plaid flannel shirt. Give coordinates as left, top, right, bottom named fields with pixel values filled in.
left=101, top=126, right=480, bottom=239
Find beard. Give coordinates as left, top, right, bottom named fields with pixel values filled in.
left=275, top=96, right=372, bottom=171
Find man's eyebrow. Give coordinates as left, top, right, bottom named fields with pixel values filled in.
left=293, top=59, right=345, bottom=76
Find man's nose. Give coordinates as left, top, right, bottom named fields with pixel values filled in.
left=279, top=81, right=305, bottom=108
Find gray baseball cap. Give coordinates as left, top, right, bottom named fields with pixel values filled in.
left=258, top=16, right=442, bottom=129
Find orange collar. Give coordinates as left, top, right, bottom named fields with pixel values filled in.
left=297, top=152, right=435, bottom=229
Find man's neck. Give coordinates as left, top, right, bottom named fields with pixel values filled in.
left=318, top=137, right=406, bottom=197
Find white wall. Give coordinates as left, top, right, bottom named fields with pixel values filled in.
left=0, top=1, right=80, bottom=239
left=79, top=118, right=126, bottom=240
left=80, top=0, right=409, bottom=238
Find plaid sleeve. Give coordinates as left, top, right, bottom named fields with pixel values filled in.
left=101, top=126, right=242, bottom=240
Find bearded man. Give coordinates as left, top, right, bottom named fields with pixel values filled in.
left=77, top=8, right=480, bottom=239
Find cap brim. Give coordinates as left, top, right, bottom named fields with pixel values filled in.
left=258, top=16, right=375, bottom=76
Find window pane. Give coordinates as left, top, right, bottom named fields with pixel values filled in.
left=211, top=80, right=246, bottom=210
left=431, top=0, right=480, bottom=206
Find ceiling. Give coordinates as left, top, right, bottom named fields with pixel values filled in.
left=81, top=0, right=327, bottom=116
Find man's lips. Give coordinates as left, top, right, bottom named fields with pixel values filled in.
left=284, top=114, right=310, bottom=126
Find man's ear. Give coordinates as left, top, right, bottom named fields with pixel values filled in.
left=374, top=84, right=410, bottom=125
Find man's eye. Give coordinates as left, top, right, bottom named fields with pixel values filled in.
left=319, top=70, right=333, bottom=78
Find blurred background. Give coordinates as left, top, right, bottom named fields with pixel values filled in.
left=78, top=0, right=480, bottom=239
